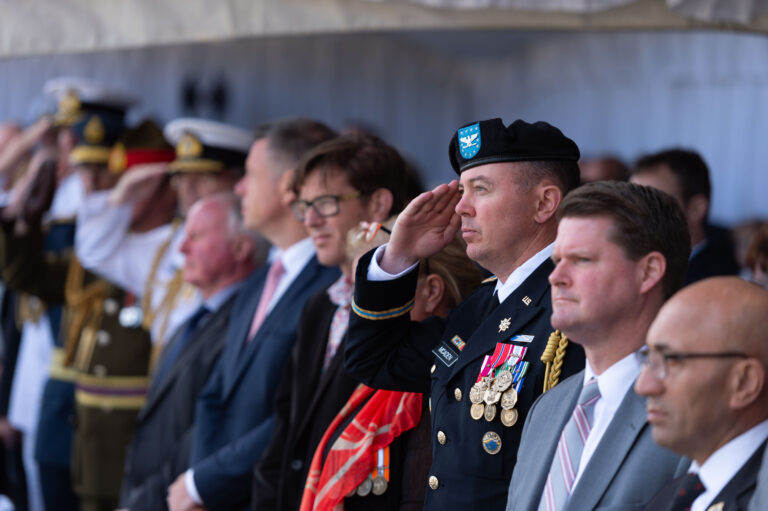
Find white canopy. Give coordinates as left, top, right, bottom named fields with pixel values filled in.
left=3, top=0, right=768, bottom=58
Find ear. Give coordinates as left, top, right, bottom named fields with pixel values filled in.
left=728, top=359, right=764, bottom=410
left=420, top=273, right=446, bottom=315
left=366, top=188, right=393, bottom=223
left=686, top=194, right=709, bottom=226
left=533, top=182, right=562, bottom=224
left=277, top=170, right=297, bottom=207
left=228, top=234, right=252, bottom=263
left=637, top=251, right=666, bottom=295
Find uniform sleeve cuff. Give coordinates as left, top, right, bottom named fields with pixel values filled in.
left=366, top=243, right=419, bottom=281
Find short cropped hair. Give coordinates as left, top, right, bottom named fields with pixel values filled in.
left=633, top=148, right=711, bottom=203
left=293, top=134, right=411, bottom=217
left=519, top=160, right=581, bottom=196
left=255, top=118, right=337, bottom=177
left=557, top=181, right=691, bottom=298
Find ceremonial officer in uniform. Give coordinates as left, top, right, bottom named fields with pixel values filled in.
left=68, top=119, right=182, bottom=511
left=345, top=118, right=586, bottom=510
left=75, top=118, right=253, bottom=350
left=0, top=96, right=82, bottom=511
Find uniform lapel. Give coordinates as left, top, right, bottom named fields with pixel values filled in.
left=442, top=259, right=553, bottom=386
left=566, top=386, right=648, bottom=511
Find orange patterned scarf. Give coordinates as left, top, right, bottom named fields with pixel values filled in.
left=300, top=384, right=422, bottom=511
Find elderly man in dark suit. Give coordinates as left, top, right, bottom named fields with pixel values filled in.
left=638, top=277, right=768, bottom=511
left=118, top=192, right=268, bottom=511
left=166, top=119, right=340, bottom=511
left=507, top=182, right=691, bottom=511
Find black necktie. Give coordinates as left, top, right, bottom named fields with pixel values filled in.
left=670, top=472, right=705, bottom=511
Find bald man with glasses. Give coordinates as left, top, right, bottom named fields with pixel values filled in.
left=637, top=277, right=768, bottom=511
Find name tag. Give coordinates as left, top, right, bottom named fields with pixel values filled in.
left=433, top=340, right=460, bottom=368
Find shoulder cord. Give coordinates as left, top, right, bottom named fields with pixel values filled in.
left=540, top=329, right=570, bottom=393
left=141, top=219, right=182, bottom=332
left=63, top=257, right=109, bottom=367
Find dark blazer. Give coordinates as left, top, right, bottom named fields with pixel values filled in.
left=508, top=371, right=686, bottom=511
left=252, top=288, right=361, bottom=511
left=345, top=252, right=585, bottom=511
left=189, top=257, right=339, bottom=511
left=684, top=225, right=740, bottom=286
left=649, top=439, right=767, bottom=511
left=119, top=293, right=238, bottom=511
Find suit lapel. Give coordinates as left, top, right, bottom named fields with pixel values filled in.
left=442, top=260, right=553, bottom=385
left=708, top=438, right=767, bottom=509
left=522, top=374, right=583, bottom=509
left=567, top=387, right=648, bottom=511
left=139, top=298, right=234, bottom=422
left=224, top=258, right=323, bottom=399
left=222, top=269, right=266, bottom=392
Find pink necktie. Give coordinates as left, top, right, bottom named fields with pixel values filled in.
left=247, top=259, right=286, bottom=341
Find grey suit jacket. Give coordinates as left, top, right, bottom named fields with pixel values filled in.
left=507, top=370, right=686, bottom=511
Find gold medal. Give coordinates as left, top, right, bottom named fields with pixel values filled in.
left=482, top=431, right=502, bottom=455
left=372, top=475, right=388, bottom=495
left=484, top=403, right=497, bottom=422
left=469, top=384, right=484, bottom=404
left=492, top=370, right=513, bottom=392
left=356, top=476, right=373, bottom=497
left=501, top=408, right=519, bottom=427
left=500, top=388, right=518, bottom=410
left=470, top=402, right=485, bottom=420
left=484, top=388, right=501, bottom=405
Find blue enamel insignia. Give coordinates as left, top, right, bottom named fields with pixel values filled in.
left=458, top=123, right=481, bottom=159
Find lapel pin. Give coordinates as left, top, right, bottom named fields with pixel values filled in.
left=498, top=318, right=511, bottom=333
left=522, top=296, right=532, bottom=306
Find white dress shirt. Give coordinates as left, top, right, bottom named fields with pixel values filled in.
left=368, top=242, right=554, bottom=304
left=689, top=420, right=768, bottom=511
left=572, top=353, right=642, bottom=488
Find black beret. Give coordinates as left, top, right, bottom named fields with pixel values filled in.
left=448, top=118, right=580, bottom=174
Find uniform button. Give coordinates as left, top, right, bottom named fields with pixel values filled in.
left=103, top=298, right=119, bottom=315
left=437, top=431, right=446, bottom=445
left=94, top=364, right=108, bottom=377
left=290, top=459, right=302, bottom=471
left=454, top=388, right=462, bottom=401
left=428, top=475, right=439, bottom=490
left=430, top=364, right=436, bottom=374
left=96, top=330, right=111, bottom=346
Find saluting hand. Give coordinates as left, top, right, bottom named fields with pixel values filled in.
left=109, top=162, right=169, bottom=205
left=380, top=180, right=461, bottom=274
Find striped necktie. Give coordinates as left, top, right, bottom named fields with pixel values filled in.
left=539, top=377, right=601, bottom=511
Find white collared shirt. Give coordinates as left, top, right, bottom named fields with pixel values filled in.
left=572, top=353, right=642, bottom=488
left=689, top=420, right=768, bottom=511
left=367, top=242, right=553, bottom=306
left=493, top=243, right=554, bottom=304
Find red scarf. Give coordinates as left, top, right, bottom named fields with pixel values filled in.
left=300, top=384, right=422, bottom=511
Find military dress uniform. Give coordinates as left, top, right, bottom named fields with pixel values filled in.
left=345, top=118, right=587, bottom=511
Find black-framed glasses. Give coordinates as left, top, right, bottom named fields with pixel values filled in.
left=636, top=345, right=749, bottom=380
left=291, top=191, right=361, bottom=222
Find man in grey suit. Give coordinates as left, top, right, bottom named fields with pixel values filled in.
left=119, top=193, right=268, bottom=511
left=507, top=181, right=690, bottom=511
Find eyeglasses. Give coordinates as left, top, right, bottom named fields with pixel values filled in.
left=635, top=345, right=749, bottom=380
left=291, top=191, right=361, bottom=222
left=358, top=222, right=392, bottom=243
